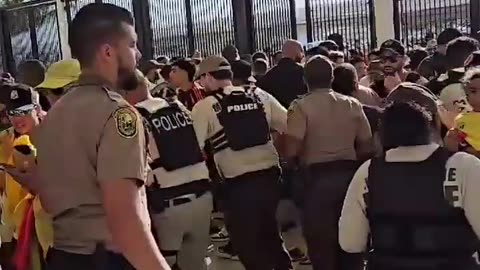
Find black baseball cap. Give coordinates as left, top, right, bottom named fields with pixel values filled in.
left=381, top=39, right=406, bottom=56
left=0, top=83, right=38, bottom=116
left=438, top=28, right=463, bottom=46
left=319, top=40, right=339, bottom=51
left=231, top=60, right=255, bottom=83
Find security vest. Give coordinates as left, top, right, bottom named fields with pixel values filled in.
left=366, top=147, right=479, bottom=270
left=136, top=98, right=204, bottom=172
left=210, top=87, right=270, bottom=154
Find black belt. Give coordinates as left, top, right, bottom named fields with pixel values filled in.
left=160, top=191, right=207, bottom=209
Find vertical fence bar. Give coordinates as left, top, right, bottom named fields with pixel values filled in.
left=289, top=0, right=297, bottom=39
left=472, top=0, right=480, bottom=35
left=0, top=11, right=14, bottom=73
left=132, top=0, right=153, bottom=59
left=393, top=0, right=401, bottom=40
left=184, top=0, right=195, bottom=56
left=305, top=0, right=312, bottom=42
left=27, top=8, right=39, bottom=59
left=369, top=0, right=376, bottom=49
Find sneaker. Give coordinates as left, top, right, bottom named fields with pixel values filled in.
left=216, top=242, right=239, bottom=261
left=288, top=247, right=305, bottom=262
left=211, top=226, right=229, bottom=242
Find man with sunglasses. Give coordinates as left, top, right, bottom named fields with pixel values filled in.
left=379, top=39, right=410, bottom=93
left=36, top=59, right=81, bottom=110
left=0, top=82, right=45, bottom=270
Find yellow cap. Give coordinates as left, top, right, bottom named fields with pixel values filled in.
left=455, top=112, right=480, bottom=151
left=36, top=59, right=81, bottom=89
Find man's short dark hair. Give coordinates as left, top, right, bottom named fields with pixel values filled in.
left=172, top=59, right=196, bottom=82
left=69, top=3, right=135, bottom=66
left=252, top=52, right=268, bottom=62
left=438, top=28, right=463, bottom=46
left=350, top=55, right=366, bottom=66
left=160, top=64, right=172, bottom=81
left=381, top=101, right=432, bottom=149
left=446, top=37, right=480, bottom=69
left=304, top=55, right=334, bottom=89
left=17, top=59, right=45, bottom=87
left=332, top=64, right=357, bottom=96
left=306, top=46, right=329, bottom=58
left=253, top=59, right=268, bottom=74
left=209, top=70, right=233, bottom=81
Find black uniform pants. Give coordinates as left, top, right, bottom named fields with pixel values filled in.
left=46, top=247, right=135, bottom=270
left=302, top=166, right=364, bottom=270
left=223, top=167, right=293, bottom=270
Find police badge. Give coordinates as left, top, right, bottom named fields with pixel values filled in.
left=113, top=107, right=138, bottom=138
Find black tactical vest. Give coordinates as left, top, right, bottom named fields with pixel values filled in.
left=136, top=102, right=204, bottom=172
left=366, top=147, right=479, bottom=270
left=210, top=87, right=270, bottom=153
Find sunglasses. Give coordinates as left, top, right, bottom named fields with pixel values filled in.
left=7, top=108, right=35, bottom=117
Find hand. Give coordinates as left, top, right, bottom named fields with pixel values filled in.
left=384, top=74, right=402, bottom=93
left=444, top=129, right=461, bottom=152
left=0, top=129, right=15, bottom=158
left=4, top=165, right=39, bottom=195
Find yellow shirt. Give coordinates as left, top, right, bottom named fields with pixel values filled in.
left=0, top=133, right=52, bottom=257
left=455, top=112, right=480, bottom=151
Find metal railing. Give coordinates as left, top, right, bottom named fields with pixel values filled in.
left=305, top=0, right=376, bottom=52
left=2, top=0, right=480, bottom=74
left=1, top=0, right=62, bottom=74
left=251, top=0, right=297, bottom=55
left=394, top=0, right=476, bottom=49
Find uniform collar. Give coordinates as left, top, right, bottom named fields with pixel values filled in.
left=78, top=73, right=115, bottom=90
left=310, top=88, right=333, bottom=93
left=223, top=85, right=246, bottom=95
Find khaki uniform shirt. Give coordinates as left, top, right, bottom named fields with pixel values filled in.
left=354, top=85, right=382, bottom=107
left=286, top=89, right=372, bottom=165
left=136, top=98, right=209, bottom=188
left=32, top=75, right=150, bottom=254
left=339, top=144, right=480, bottom=253
left=191, top=86, right=287, bottom=179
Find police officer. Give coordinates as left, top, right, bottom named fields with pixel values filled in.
left=284, top=55, right=373, bottom=270
left=124, top=71, right=212, bottom=270
left=7, top=4, right=170, bottom=270
left=191, top=56, right=292, bottom=270
left=340, top=100, right=480, bottom=270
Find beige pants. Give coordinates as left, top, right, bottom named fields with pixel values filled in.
left=152, top=192, right=213, bottom=270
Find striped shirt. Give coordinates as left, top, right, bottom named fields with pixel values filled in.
left=152, top=82, right=205, bottom=111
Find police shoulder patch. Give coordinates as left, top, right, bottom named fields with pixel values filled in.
left=113, top=107, right=138, bottom=138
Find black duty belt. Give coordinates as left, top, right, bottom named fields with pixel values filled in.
left=160, top=191, right=207, bottom=209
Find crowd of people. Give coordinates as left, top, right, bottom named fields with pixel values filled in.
left=1, top=2, right=480, bottom=270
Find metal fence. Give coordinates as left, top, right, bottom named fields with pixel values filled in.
left=1, top=0, right=62, bottom=74
left=2, top=0, right=480, bottom=74
left=394, top=0, right=474, bottom=49
left=305, top=0, right=376, bottom=52
left=251, top=0, right=297, bottom=54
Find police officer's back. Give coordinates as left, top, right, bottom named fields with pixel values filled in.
left=285, top=55, right=373, bottom=270
left=191, top=56, right=292, bottom=270
left=125, top=72, right=212, bottom=270
left=30, top=4, right=169, bottom=270
left=340, top=101, right=480, bottom=270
